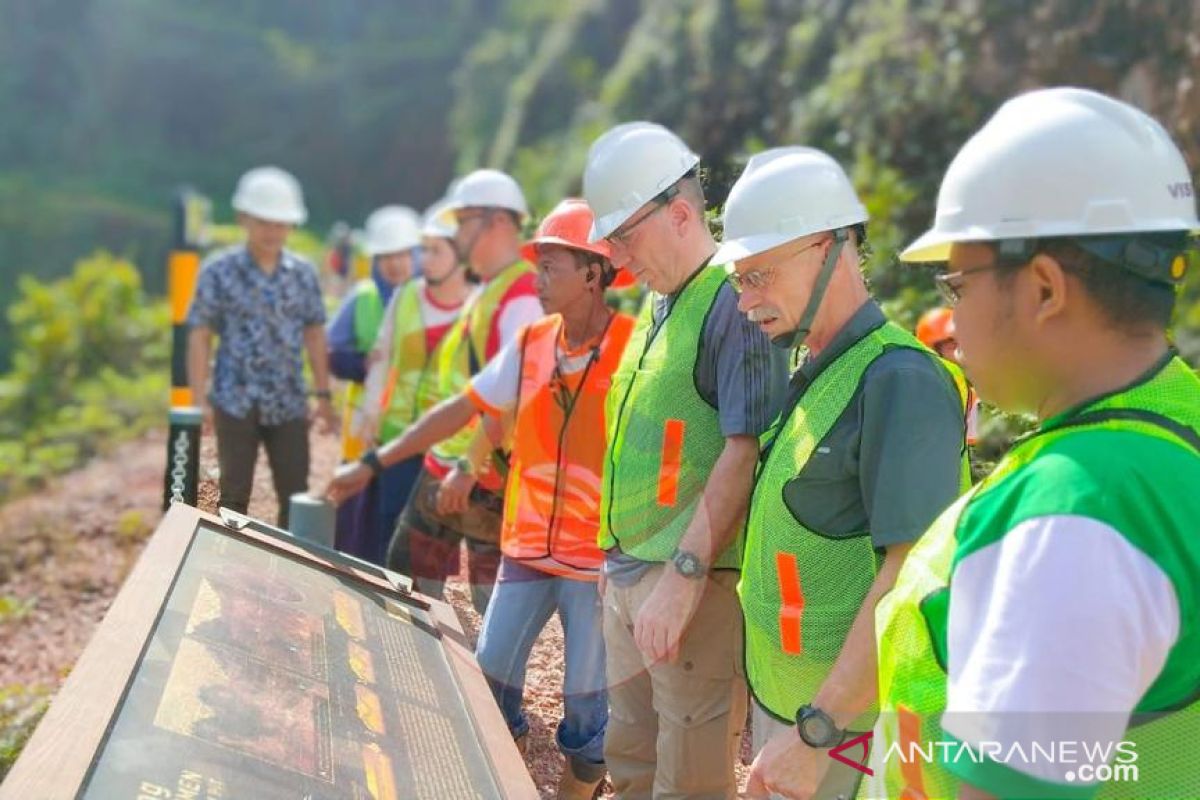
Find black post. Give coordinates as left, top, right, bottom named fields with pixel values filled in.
left=162, top=187, right=208, bottom=510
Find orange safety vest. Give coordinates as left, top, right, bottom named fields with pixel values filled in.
left=499, top=312, right=635, bottom=578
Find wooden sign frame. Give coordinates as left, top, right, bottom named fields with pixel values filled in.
left=1, top=503, right=537, bottom=799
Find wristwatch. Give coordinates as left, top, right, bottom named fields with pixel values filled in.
left=360, top=449, right=384, bottom=476
left=795, top=704, right=845, bottom=749
left=670, top=547, right=706, bottom=579
left=311, top=388, right=332, bottom=400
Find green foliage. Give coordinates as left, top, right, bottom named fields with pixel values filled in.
left=0, top=252, right=169, bottom=501
left=0, top=684, right=50, bottom=782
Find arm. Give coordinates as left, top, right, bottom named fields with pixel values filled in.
left=188, top=325, right=213, bottom=428
left=745, top=543, right=912, bottom=799
left=676, top=434, right=758, bottom=563
left=325, top=393, right=479, bottom=505
left=304, top=324, right=336, bottom=432
left=633, top=434, right=758, bottom=662
left=814, top=541, right=912, bottom=726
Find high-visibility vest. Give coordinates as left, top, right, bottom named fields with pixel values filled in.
left=432, top=260, right=534, bottom=462
left=739, top=320, right=970, bottom=731
left=377, top=281, right=450, bottom=442
left=598, top=265, right=735, bottom=566
left=499, top=313, right=635, bottom=577
left=868, top=355, right=1200, bottom=800
left=340, top=280, right=385, bottom=461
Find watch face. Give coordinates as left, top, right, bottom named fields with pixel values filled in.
left=798, top=706, right=840, bottom=747
left=674, top=550, right=702, bottom=577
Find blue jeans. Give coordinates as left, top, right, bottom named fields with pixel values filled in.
left=474, top=557, right=608, bottom=768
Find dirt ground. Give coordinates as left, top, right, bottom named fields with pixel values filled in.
left=0, top=425, right=751, bottom=797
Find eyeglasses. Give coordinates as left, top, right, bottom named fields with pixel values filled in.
left=727, top=238, right=827, bottom=294
left=606, top=186, right=681, bottom=246
left=933, top=263, right=1006, bottom=305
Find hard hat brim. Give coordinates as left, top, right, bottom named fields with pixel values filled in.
left=232, top=201, right=307, bottom=226
left=713, top=230, right=817, bottom=266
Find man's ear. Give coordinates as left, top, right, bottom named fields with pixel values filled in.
left=1028, top=252, right=1069, bottom=325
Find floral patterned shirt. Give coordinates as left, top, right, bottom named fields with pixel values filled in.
left=188, top=246, right=325, bottom=424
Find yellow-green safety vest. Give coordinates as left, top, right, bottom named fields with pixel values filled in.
left=598, top=265, right=736, bottom=566
left=740, top=320, right=970, bottom=732
left=378, top=280, right=446, bottom=442
left=431, top=260, right=533, bottom=461
left=340, top=280, right=385, bottom=461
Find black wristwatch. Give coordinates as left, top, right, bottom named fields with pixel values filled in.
left=795, top=704, right=845, bottom=749
left=311, top=388, right=333, bottom=400
left=360, top=449, right=384, bottom=476
left=670, top=547, right=706, bottom=579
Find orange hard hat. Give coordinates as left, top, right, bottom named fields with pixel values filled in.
left=916, top=307, right=956, bottom=348
left=521, top=198, right=634, bottom=288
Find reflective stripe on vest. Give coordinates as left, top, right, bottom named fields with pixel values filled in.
left=868, top=355, right=1200, bottom=800
left=500, top=313, right=636, bottom=575
left=433, top=260, right=534, bottom=461
left=378, top=281, right=446, bottom=442
left=340, top=281, right=386, bottom=461
left=598, top=265, right=733, bottom=566
left=739, top=320, right=969, bottom=731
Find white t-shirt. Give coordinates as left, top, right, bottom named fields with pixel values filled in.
left=944, top=514, right=1179, bottom=784
left=468, top=321, right=599, bottom=416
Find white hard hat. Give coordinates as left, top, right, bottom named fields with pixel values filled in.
left=231, top=166, right=307, bottom=225
left=903, top=86, right=1199, bottom=263
left=422, top=199, right=458, bottom=239
left=362, top=205, right=421, bottom=257
left=712, top=147, right=867, bottom=265
left=442, top=169, right=528, bottom=218
left=583, top=121, right=701, bottom=242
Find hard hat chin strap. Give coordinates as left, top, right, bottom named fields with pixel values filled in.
left=770, top=228, right=848, bottom=350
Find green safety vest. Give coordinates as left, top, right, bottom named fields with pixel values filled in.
left=740, top=320, right=970, bottom=731
left=378, top=281, right=446, bottom=442
left=341, top=280, right=386, bottom=461
left=351, top=280, right=385, bottom=351
left=868, top=354, right=1200, bottom=800
left=432, top=260, right=533, bottom=461
left=598, top=265, right=736, bottom=566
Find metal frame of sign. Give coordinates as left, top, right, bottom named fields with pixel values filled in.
left=0, top=503, right=538, bottom=799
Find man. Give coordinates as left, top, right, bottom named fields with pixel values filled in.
left=715, top=148, right=968, bottom=800
left=917, top=306, right=980, bottom=446
left=329, top=198, right=633, bottom=799
left=389, top=169, right=542, bottom=614
left=326, top=205, right=421, bottom=561
left=187, top=166, right=336, bottom=527
left=867, top=87, right=1200, bottom=800
left=583, top=121, right=789, bottom=798
left=357, top=201, right=473, bottom=567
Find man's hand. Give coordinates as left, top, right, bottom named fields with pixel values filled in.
left=325, top=461, right=372, bottom=506
left=633, top=567, right=706, bottom=664
left=744, top=728, right=830, bottom=800
left=436, top=466, right=476, bottom=516
left=312, top=397, right=339, bottom=434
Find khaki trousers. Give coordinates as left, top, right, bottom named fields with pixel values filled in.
left=751, top=703, right=866, bottom=800
left=602, top=565, right=748, bottom=799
